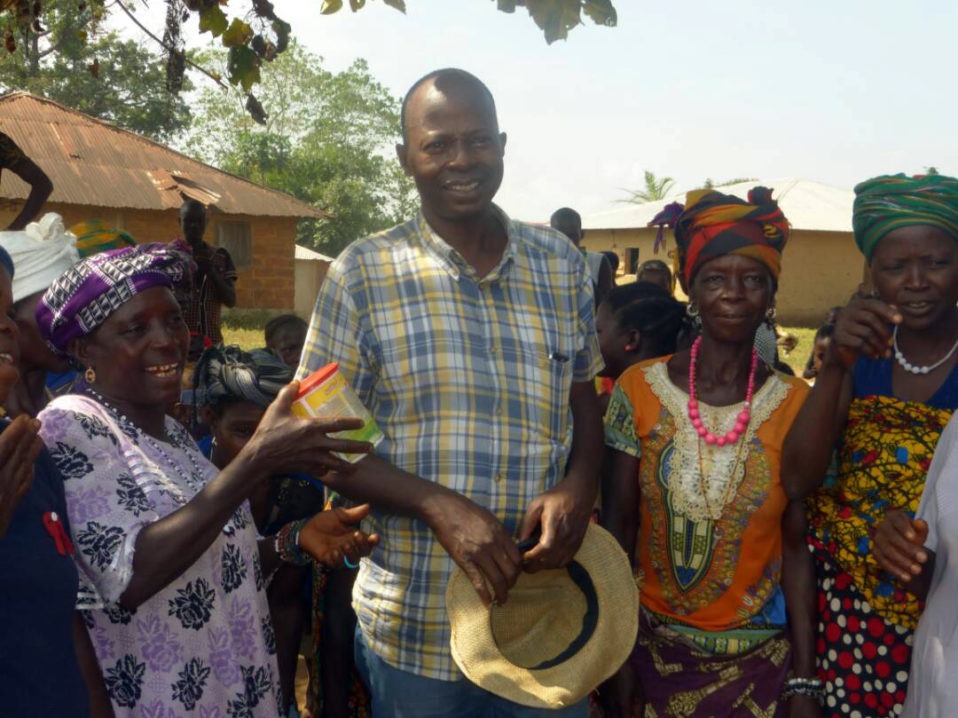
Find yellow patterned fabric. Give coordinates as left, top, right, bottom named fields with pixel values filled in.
left=809, top=394, right=952, bottom=629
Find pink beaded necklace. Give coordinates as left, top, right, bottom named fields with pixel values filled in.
left=687, top=336, right=758, bottom=446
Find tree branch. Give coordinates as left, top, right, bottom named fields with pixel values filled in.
left=111, top=0, right=227, bottom=90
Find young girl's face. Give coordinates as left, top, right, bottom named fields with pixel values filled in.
left=267, top=325, right=307, bottom=370
left=596, top=302, right=630, bottom=379
left=812, top=337, right=830, bottom=375
left=208, top=400, right=266, bottom=469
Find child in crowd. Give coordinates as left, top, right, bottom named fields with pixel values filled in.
left=805, top=323, right=834, bottom=384
left=635, top=258, right=675, bottom=295
left=266, top=314, right=309, bottom=370
left=595, top=282, right=688, bottom=412
left=802, top=307, right=841, bottom=380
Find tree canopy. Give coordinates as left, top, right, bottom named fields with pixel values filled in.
left=179, top=41, right=415, bottom=255
left=2, top=1, right=617, bottom=120
left=621, top=171, right=675, bottom=204
left=0, top=3, right=192, bottom=141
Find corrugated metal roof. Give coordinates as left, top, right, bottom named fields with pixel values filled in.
left=294, top=245, right=334, bottom=261
left=0, top=92, right=323, bottom=219
left=582, top=178, right=854, bottom=233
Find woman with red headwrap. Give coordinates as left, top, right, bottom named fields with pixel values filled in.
left=600, top=188, right=820, bottom=717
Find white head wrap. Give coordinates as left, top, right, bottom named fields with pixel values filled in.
left=2, top=213, right=79, bottom=303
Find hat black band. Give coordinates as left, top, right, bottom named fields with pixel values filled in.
left=528, top=560, right=599, bottom=670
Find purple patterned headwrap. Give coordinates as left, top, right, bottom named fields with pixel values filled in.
left=37, top=243, right=190, bottom=356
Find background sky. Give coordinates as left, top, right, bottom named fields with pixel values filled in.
left=133, top=0, right=958, bottom=222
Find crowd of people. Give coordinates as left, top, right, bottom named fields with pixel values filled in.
left=1, top=68, right=958, bottom=718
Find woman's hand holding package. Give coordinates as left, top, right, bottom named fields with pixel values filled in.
left=244, top=382, right=373, bottom=477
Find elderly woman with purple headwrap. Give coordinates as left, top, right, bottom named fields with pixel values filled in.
left=34, top=244, right=379, bottom=717
left=783, top=173, right=958, bottom=718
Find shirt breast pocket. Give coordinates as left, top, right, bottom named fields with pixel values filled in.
left=504, top=341, right=574, bottom=441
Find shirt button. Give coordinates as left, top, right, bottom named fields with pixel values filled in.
left=494, top=473, right=503, bottom=483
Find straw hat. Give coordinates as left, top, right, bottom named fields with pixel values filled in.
left=446, top=523, right=638, bottom=708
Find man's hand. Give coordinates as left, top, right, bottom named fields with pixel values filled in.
left=298, top=504, right=379, bottom=567
left=425, top=492, right=521, bottom=607
left=0, top=415, right=43, bottom=536
left=191, top=243, right=214, bottom=274
left=517, top=475, right=593, bottom=572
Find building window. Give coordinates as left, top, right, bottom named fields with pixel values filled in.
left=217, top=222, right=252, bottom=270
left=625, top=247, right=640, bottom=274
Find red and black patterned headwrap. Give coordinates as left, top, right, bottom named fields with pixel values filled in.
left=672, top=187, right=789, bottom=286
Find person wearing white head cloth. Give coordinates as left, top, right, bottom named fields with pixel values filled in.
left=2, top=212, right=80, bottom=417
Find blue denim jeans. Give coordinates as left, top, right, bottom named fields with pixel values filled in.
left=354, top=627, right=589, bottom=718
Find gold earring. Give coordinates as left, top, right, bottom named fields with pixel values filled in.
left=84, top=367, right=96, bottom=384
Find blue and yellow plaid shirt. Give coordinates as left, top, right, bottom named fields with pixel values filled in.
left=298, top=207, right=602, bottom=679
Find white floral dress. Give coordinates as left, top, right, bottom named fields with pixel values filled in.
left=38, top=394, right=281, bottom=718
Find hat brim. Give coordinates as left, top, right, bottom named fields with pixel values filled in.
left=447, top=523, right=639, bottom=708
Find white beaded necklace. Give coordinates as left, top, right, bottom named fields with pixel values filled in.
left=85, top=386, right=206, bottom=494
left=893, top=325, right=958, bottom=375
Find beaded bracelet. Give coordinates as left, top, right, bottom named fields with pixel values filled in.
left=273, top=518, right=312, bottom=566
left=782, top=676, right=825, bottom=702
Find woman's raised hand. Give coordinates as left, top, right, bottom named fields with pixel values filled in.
left=0, top=415, right=43, bottom=537
left=828, top=287, right=901, bottom=368
left=298, top=504, right=379, bottom=567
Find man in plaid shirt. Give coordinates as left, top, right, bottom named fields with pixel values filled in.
left=299, top=68, right=603, bottom=716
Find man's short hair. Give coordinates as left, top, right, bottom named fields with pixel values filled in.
left=400, top=68, right=497, bottom=143
left=179, top=198, right=207, bottom=219
left=549, top=207, right=581, bottom=229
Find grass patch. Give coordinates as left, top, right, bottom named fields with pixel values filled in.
left=221, top=326, right=265, bottom=350
left=780, top=325, right=816, bottom=378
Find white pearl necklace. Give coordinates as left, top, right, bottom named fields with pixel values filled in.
left=85, top=386, right=206, bottom=494
left=893, top=325, right=958, bottom=375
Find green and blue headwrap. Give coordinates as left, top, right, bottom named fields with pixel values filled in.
left=853, top=173, right=958, bottom=260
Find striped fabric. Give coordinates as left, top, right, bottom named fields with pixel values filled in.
left=674, top=187, right=789, bottom=285
left=852, top=173, right=958, bottom=260
left=298, top=207, right=602, bottom=679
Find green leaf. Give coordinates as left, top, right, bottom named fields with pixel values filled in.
left=320, top=0, right=343, bottom=14
left=272, top=18, right=291, bottom=53
left=228, top=46, right=261, bottom=92
left=497, top=0, right=518, bottom=12
left=198, top=5, right=228, bottom=37
left=245, top=92, right=269, bottom=125
left=349, top=0, right=366, bottom=10
left=583, top=0, right=617, bottom=27
left=222, top=18, right=253, bottom=48
left=382, top=0, right=406, bottom=12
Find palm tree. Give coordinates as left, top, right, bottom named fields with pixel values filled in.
left=620, top=170, right=675, bottom=203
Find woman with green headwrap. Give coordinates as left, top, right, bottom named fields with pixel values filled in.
left=783, top=173, right=958, bottom=717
